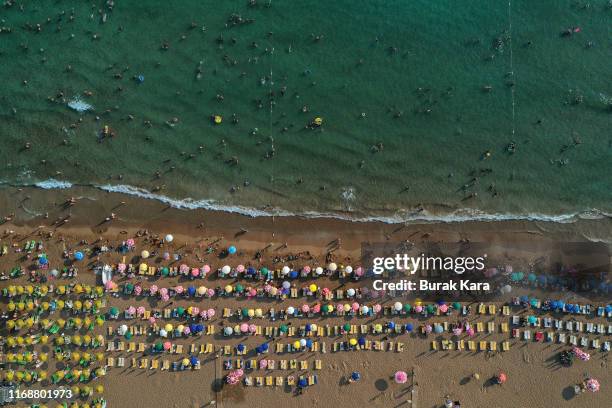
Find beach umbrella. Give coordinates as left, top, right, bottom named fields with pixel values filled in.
left=585, top=378, right=600, bottom=392
left=355, top=266, right=364, bottom=277
left=298, top=378, right=308, bottom=388
left=434, top=324, right=443, bottom=334
left=343, top=323, right=351, bottom=332
left=286, top=306, right=295, bottom=315
left=221, top=265, right=231, bottom=275
left=358, top=337, right=366, bottom=346
left=237, top=343, right=246, bottom=353
left=282, top=281, right=291, bottom=290
left=236, top=264, right=245, bottom=273
left=394, top=371, right=408, bottom=384
left=426, top=304, right=435, bottom=314
left=280, top=325, right=288, bottom=333
left=347, top=288, right=356, bottom=297
left=405, top=323, right=414, bottom=332
left=248, top=324, right=256, bottom=333
left=299, top=339, right=307, bottom=347
left=225, top=285, right=233, bottom=293
left=315, top=266, right=324, bottom=275
left=224, top=327, right=233, bottom=336
left=198, top=286, right=207, bottom=295
left=388, top=321, right=395, bottom=329
left=282, top=266, right=290, bottom=275
left=309, top=284, right=318, bottom=292
left=452, top=327, right=463, bottom=336
left=74, top=252, right=84, bottom=261
left=163, top=341, right=171, bottom=351
left=228, top=246, right=237, bottom=254
left=439, top=304, right=449, bottom=313
left=202, top=265, right=211, bottom=274
left=361, top=305, right=369, bottom=314
left=351, top=371, right=361, bottom=381
left=328, top=262, right=337, bottom=271
left=351, top=302, right=360, bottom=312
left=345, top=265, right=353, bottom=274
left=403, top=304, right=412, bottom=312
left=303, top=266, right=312, bottom=274
left=240, top=323, right=249, bottom=333
left=207, top=308, right=215, bottom=317
left=164, top=234, right=173, bottom=243
left=302, top=304, right=310, bottom=313
left=140, top=250, right=149, bottom=259
left=394, top=302, right=403, bottom=311
left=373, top=304, right=382, bottom=314
left=497, top=372, right=507, bottom=384
left=289, top=270, right=298, bottom=279
left=528, top=316, right=537, bottom=324
left=414, top=305, right=423, bottom=313
left=425, top=324, right=432, bottom=334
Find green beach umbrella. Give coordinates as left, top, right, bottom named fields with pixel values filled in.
left=260, top=267, right=269, bottom=276
left=155, top=342, right=163, bottom=351
left=235, top=284, right=244, bottom=293
left=426, top=305, right=434, bottom=314
left=343, top=323, right=351, bottom=332
left=125, top=332, right=132, bottom=340
left=403, top=304, right=412, bottom=312
left=280, top=324, right=288, bottom=333
left=161, top=267, right=169, bottom=276
left=109, top=307, right=118, bottom=316
left=452, top=302, right=461, bottom=310
left=242, top=308, right=249, bottom=317
left=177, top=307, right=185, bottom=316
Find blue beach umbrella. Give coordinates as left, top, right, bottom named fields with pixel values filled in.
left=527, top=316, right=537, bottom=324
left=405, top=323, right=414, bottom=332
left=434, top=325, right=444, bottom=334
left=190, top=356, right=199, bottom=366
left=237, top=343, right=246, bottom=353
left=351, top=371, right=361, bottom=381
left=74, top=252, right=84, bottom=261
left=261, top=343, right=269, bottom=352
left=306, top=339, right=313, bottom=348
left=528, top=273, right=537, bottom=282
left=187, top=286, right=196, bottom=296
left=358, top=337, right=366, bottom=346
left=298, top=378, right=308, bottom=388
left=305, top=324, right=312, bottom=332
left=289, top=270, right=298, bottom=279
left=228, top=246, right=237, bottom=255
left=247, top=267, right=256, bottom=275
left=388, top=321, right=395, bottom=330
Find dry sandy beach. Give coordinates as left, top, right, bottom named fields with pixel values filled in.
left=1, top=186, right=610, bottom=408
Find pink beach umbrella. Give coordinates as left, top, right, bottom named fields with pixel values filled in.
left=134, top=285, right=142, bottom=296
left=467, top=327, right=475, bottom=337
left=161, top=294, right=170, bottom=302
left=351, top=302, right=360, bottom=312
left=394, top=371, right=408, bottom=384
left=179, top=264, right=189, bottom=274
left=248, top=288, right=257, bottom=297
left=425, top=324, right=433, bottom=334
left=414, top=305, right=423, bottom=313
left=183, top=326, right=191, bottom=335
left=207, top=308, right=215, bottom=318
left=159, top=287, right=168, bottom=296
left=439, top=304, right=448, bottom=313
left=240, top=323, right=249, bottom=333
left=149, top=285, right=158, bottom=295
left=163, top=341, right=171, bottom=351
left=312, top=304, right=321, bottom=313
left=321, top=287, right=331, bottom=296
left=191, top=268, right=200, bottom=277
left=202, top=265, right=211, bottom=274
left=452, top=327, right=463, bottom=336
left=355, top=266, right=364, bottom=277
left=373, top=304, right=382, bottom=314
left=236, top=265, right=245, bottom=273
left=302, top=304, right=310, bottom=313
left=126, top=238, right=135, bottom=247
left=248, top=324, right=257, bottom=333
left=264, top=284, right=272, bottom=293
left=148, top=317, right=156, bottom=324
left=336, top=303, right=344, bottom=312
left=259, top=359, right=268, bottom=369
left=136, top=306, right=146, bottom=316
left=303, top=266, right=311, bottom=274
left=104, top=281, right=115, bottom=291
left=199, top=310, right=208, bottom=319
left=191, top=307, right=200, bottom=316
left=117, top=263, right=126, bottom=273
left=175, top=286, right=184, bottom=294
left=127, top=306, right=136, bottom=315
left=206, top=288, right=215, bottom=297
left=162, top=252, right=171, bottom=260
left=585, top=378, right=600, bottom=392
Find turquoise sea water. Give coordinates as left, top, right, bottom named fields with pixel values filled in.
left=0, top=1, right=610, bottom=221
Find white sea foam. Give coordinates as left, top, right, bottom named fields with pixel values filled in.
left=26, top=179, right=611, bottom=225
left=67, top=96, right=93, bottom=113
left=34, top=179, right=73, bottom=189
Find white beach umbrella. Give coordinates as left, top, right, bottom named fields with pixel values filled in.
left=345, top=266, right=353, bottom=274
left=165, top=234, right=174, bottom=243
left=282, top=266, right=290, bottom=275
left=221, top=265, right=231, bottom=275
left=315, top=267, right=323, bottom=275
left=328, top=262, right=337, bottom=271
left=394, top=302, right=403, bottom=311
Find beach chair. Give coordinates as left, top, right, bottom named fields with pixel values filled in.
left=467, top=341, right=476, bottom=351
left=128, top=342, right=136, bottom=352
left=592, top=339, right=600, bottom=349
left=117, top=342, right=125, bottom=351
left=236, top=359, right=243, bottom=369
left=489, top=342, right=497, bottom=352
left=335, top=290, right=344, bottom=299
left=558, top=333, right=566, bottom=344
left=267, top=360, right=275, bottom=370
left=131, top=358, right=137, bottom=368
left=501, top=341, right=510, bottom=352
left=457, top=340, right=465, bottom=351
left=150, top=359, right=159, bottom=370
left=276, top=343, right=284, bottom=353
left=290, top=359, right=297, bottom=370
left=396, top=342, right=404, bottom=352
left=280, top=360, right=288, bottom=370
left=139, top=358, right=148, bottom=369
left=106, top=357, right=115, bottom=368
left=315, top=359, right=322, bottom=370
left=275, top=377, right=284, bottom=386
left=244, top=377, right=253, bottom=386
left=387, top=341, right=394, bottom=351
left=502, top=306, right=510, bottom=316
left=317, top=326, right=325, bottom=337
left=161, top=360, right=170, bottom=370
left=107, top=326, right=114, bottom=336
left=143, top=310, right=151, bottom=320
left=487, top=322, right=495, bottom=333
left=308, top=375, right=318, bottom=386
left=286, top=376, right=295, bottom=386
left=117, top=357, right=125, bottom=368
left=488, top=305, right=496, bottom=315
left=255, top=377, right=263, bottom=387
left=175, top=345, right=183, bottom=354
left=311, top=341, right=319, bottom=352
left=569, top=335, right=577, bottom=346
left=501, top=322, right=509, bottom=333
left=523, top=330, right=531, bottom=341
left=431, top=341, right=438, bottom=351
left=290, top=288, right=298, bottom=298
left=479, top=341, right=487, bottom=351
left=206, top=325, right=215, bottom=335
left=265, top=376, right=273, bottom=386
left=300, top=360, right=308, bottom=370
left=223, top=308, right=231, bottom=318
left=478, top=304, right=486, bottom=314
left=106, top=342, right=115, bottom=352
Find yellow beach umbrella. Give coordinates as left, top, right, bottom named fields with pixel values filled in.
left=95, top=384, right=104, bottom=393
left=8, top=302, right=15, bottom=311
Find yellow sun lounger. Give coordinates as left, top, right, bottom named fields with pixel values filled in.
left=467, top=341, right=476, bottom=351
left=479, top=341, right=487, bottom=351
left=502, top=341, right=510, bottom=351
left=150, top=359, right=159, bottom=369
left=314, top=360, right=322, bottom=370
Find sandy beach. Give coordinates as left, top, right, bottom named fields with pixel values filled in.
left=1, top=186, right=610, bottom=408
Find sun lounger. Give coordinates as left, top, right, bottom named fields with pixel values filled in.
left=569, top=335, right=577, bottom=345
left=107, top=326, right=114, bottom=336
left=487, top=322, right=495, bottom=333
left=603, top=341, right=610, bottom=352
left=300, top=360, right=308, bottom=370
left=479, top=341, right=487, bottom=351
left=488, top=305, right=496, bottom=315
left=566, top=321, right=574, bottom=331
left=161, top=360, right=170, bottom=370
left=206, top=325, right=215, bottom=335
left=512, top=316, right=520, bottom=325
left=387, top=341, right=394, bottom=351
left=311, top=341, right=319, bottom=352
left=501, top=341, right=510, bottom=351
left=580, top=337, right=588, bottom=347
left=117, top=342, right=125, bottom=351
left=128, top=342, right=136, bottom=352
left=558, top=333, right=566, bottom=343
left=244, top=377, right=253, bottom=386
left=290, top=359, right=297, bottom=370
left=175, top=345, right=183, bottom=354
left=308, top=375, right=318, bottom=385
left=596, top=324, right=605, bottom=334
left=523, top=330, right=531, bottom=340
left=467, top=341, right=476, bottom=351
left=554, top=320, right=562, bottom=330
left=117, top=357, right=125, bottom=368
left=150, top=359, right=159, bottom=370
left=255, top=377, right=263, bottom=386
left=315, top=360, right=322, bottom=370
left=321, top=341, right=327, bottom=353
left=106, top=342, right=115, bottom=352
left=501, top=322, right=509, bottom=333
left=575, top=322, right=584, bottom=332
left=457, top=340, right=465, bottom=350
left=396, top=342, right=404, bottom=352
left=106, top=357, right=115, bottom=367
left=275, top=376, right=284, bottom=386
left=592, top=339, right=600, bottom=349
left=265, top=376, right=273, bottom=386
left=288, top=327, right=296, bottom=336
left=489, top=342, right=497, bottom=351
left=478, top=304, right=486, bottom=314
left=280, top=360, right=288, bottom=370
left=286, top=376, right=295, bottom=386
left=131, top=358, right=137, bottom=368
left=512, top=328, right=520, bottom=338
left=431, top=341, right=438, bottom=351
left=502, top=306, right=510, bottom=316
left=223, top=308, right=231, bottom=318
left=236, top=359, right=243, bottom=369
left=139, top=359, right=148, bottom=369
left=276, top=343, right=284, bottom=353
left=545, top=332, right=553, bottom=342
left=476, top=322, right=484, bottom=333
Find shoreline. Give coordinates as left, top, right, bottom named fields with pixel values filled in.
left=3, top=180, right=612, bottom=227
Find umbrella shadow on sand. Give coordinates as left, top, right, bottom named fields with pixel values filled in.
left=562, top=386, right=577, bottom=401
